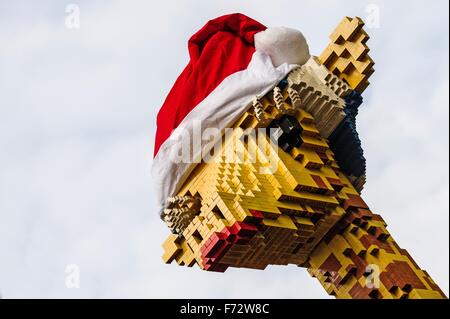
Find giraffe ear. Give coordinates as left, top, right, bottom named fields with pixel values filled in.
left=255, top=27, right=310, bottom=67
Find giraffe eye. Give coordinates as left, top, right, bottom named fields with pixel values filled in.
left=267, top=115, right=303, bottom=152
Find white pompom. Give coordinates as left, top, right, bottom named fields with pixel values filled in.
left=255, top=27, right=310, bottom=67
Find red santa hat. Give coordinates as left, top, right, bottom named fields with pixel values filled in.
left=152, top=13, right=310, bottom=214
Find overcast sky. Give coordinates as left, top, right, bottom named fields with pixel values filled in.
left=0, top=0, right=448, bottom=298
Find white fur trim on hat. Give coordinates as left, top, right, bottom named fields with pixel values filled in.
left=255, top=27, right=310, bottom=67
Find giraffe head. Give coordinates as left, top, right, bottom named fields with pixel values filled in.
left=159, top=16, right=374, bottom=272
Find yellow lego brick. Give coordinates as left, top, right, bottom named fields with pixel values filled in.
left=319, top=16, right=374, bottom=94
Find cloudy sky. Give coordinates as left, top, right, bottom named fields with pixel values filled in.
left=0, top=0, right=448, bottom=298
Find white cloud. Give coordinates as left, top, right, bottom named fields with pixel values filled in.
left=0, top=0, right=448, bottom=298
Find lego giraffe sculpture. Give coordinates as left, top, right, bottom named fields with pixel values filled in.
left=161, top=17, right=446, bottom=299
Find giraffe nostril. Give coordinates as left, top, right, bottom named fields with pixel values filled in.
left=267, top=115, right=303, bottom=152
